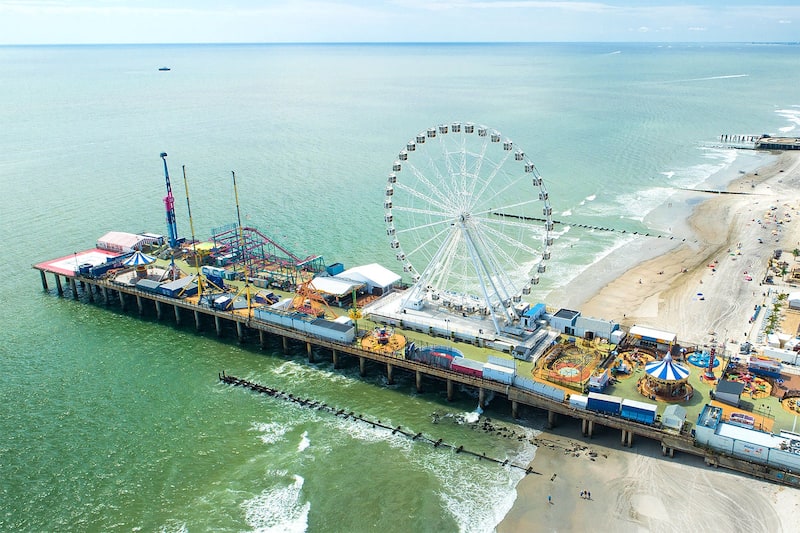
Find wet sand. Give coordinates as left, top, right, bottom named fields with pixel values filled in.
left=498, top=149, right=800, bottom=532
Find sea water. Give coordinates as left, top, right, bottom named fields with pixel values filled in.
left=1, top=42, right=799, bottom=531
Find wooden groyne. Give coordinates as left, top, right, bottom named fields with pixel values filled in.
left=492, top=212, right=686, bottom=241
left=219, top=371, right=540, bottom=475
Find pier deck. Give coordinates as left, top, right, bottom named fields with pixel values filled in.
left=32, top=263, right=800, bottom=488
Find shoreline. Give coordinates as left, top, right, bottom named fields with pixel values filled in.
left=499, top=148, right=800, bottom=532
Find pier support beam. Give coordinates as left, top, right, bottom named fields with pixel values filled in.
left=87, top=283, right=94, bottom=302
left=662, top=444, right=674, bottom=457
left=40, top=270, right=49, bottom=291
left=102, top=286, right=109, bottom=305
left=622, top=429, right=634, bottom=447
left=194, top=310, right=202, bottom=331
left=55, top=275, right=63, bottom=296
left=237, top=321, right=244, bottom=343
left=415, top=370, right=423, bottom=392
left=214, top=315, right=222, bottom=337
left=155, top=300, right=162, bottom=320
left=332, top=349, right=339, bottom=369
left=259, top=330, right=265, bottom=348
left=118, top=290, right=126, bottom=311
left=174, top=305, right=181, bottom=325
left=581, top=418, right=588, bottom=436
left=387, top=363, right=394, bottom=385
left=511, top=400, right=519, bottom=419
left=307, top=342, right=314, bottom=363
left=446, top=378, right=453, bottom=401
left=70, top=278, right=78, bottom=300
left=479, top=387, right=485, bottom=410
left=282, top=336, right=289, bottom=354
left=547, top=410, right=556, bottom=429
left=136, top=295, right=143, bottom=315
left=587, top=420, right=594, bottom=438
left=360, top=357, right=367, bottom=377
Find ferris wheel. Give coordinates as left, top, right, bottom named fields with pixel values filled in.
left=384, top=122, right=554, bottom=333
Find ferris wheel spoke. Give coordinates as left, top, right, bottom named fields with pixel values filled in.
left=403, top=223, right=453, bottom=260
left=403, top=162, right=457, bottom=210
left=393, top=204, right=454, bottom=221
left=470, top=152, right=514, bottom=204
left=469, top=225, right=525, bottom=286
left=476, top=219, right=541, bottom=257
left=478, top=215, right=547, bottom=235
left=395, top=180, right=453, bottom=215
left=395, top=216, right=453, bottom=239
left=472, top=198, right=540, bottom=219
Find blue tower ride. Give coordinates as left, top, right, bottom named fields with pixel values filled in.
left=160, top=152, right=179, bottom=248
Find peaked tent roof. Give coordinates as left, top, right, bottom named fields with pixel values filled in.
left=645, top=353, right=690, bottom=382
left=337, top=263, right=401, bottom=288
left=311, top=275, right=364, bottom=297
left=123, top=250, right=156, bottom=266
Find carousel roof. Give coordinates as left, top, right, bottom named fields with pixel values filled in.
left=123, top=250, right=156, bottom=266
left=645, top=353, right=690, bottom=382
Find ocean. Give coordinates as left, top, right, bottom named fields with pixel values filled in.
left=1, top=42, right=799, bottom=532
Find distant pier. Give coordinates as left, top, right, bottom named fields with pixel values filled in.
left=718, top=134, right=800, bottom=151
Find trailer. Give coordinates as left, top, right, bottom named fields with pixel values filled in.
left=482, top=362, right=514, bottom=385
left=586, top=392, right=623, bottom=416
left=620, top=398, right=658, bottom=425
left=451, top=358, right=485, bottom=378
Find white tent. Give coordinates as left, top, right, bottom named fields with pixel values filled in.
left=311, top=276, right=364, bottom=298
left=337, top=263, right=400, bottom=295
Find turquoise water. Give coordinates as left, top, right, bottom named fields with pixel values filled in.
left=1, top=43, right=799, bottom=531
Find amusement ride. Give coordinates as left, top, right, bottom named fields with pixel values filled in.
left=384, top=122, right=554, bottom=335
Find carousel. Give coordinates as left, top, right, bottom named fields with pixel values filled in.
left=124, top=250, right=156, bottom=278
left=638, top=352, right=694, bottom=402
left=360, top=325, right=406, bottom=354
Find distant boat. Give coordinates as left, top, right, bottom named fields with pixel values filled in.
left=158, top=66, right=171, bottom=71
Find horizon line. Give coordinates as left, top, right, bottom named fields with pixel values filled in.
left=1, top=40, right=799, bottom=47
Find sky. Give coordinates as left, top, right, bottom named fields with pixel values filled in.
left=0, top=1, right=798, bottom=45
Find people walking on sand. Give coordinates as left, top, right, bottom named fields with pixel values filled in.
left=548, top=495, right=552, bottom=504
left=580, top=490, right=585, bottom=499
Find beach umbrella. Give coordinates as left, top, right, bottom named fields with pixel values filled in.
left=123, top=251, right=156, bottom=267
left=645, top=353, right=690, bottom=382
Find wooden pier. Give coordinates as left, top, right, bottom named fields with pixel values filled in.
left=718, top=134, right=800, bottom=151
left=33, top=265, right=800, bottom=488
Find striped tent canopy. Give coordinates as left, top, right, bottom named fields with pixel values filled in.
left=645, top=353, right=690, bottom=382
left=123, top=251, right=156, bottom=266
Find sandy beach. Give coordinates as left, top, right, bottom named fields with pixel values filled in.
left=498, top=149, right=800, bottom=532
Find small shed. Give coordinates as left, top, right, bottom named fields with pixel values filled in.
left=788, top=292, right=800, bottom=310
left=661, top=404, right=687, bottom=430
left=549, top=308, right=580, bottom=335
left=714, top=379, right=745, bottom=407
left=521, top=303, right=546, bottom=328
left=574, top=315, right=618, bottom=340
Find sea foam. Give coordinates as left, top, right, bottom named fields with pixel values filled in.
left=241, top=474, right=310, bottom=533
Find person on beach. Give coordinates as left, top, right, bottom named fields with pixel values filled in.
left=548, top=495, right=552, bottom=504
